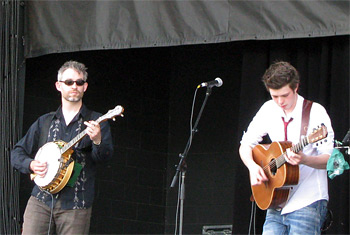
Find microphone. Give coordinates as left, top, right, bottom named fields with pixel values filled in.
left=198, top=77, right=223, bottom=88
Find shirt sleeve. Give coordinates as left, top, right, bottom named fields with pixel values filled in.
left=308, top=103, right=334, bottom=156
left=11, top=116, right=44, bottom=174
left=90, top=116, right=114, bottom=162
left=240, top=102, right=270, bottom=148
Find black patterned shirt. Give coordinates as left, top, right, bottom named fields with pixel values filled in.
left=11, top=105, right=114, bottom=209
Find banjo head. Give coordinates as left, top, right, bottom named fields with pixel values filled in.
left=33, top=142, right=62, bottom=187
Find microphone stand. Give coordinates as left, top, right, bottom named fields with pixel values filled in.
left=170, top=87, right=213, bottom=235
left=335, top=129, right=350, bottom=156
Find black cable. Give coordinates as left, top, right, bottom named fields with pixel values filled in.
left=47, top=191, right=54, bottom=235
left=248, top=201, right=256, bottom=235
left=174, top=171, right=181, bottom=235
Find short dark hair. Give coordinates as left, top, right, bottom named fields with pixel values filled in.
left=57, top=61, right=88, bottom=81
left=262, top=61, right=300, bottom=91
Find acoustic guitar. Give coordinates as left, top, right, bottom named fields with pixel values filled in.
left=251, top=124, right=328, bottom=210
left=30, top=105, right=124, bottom=194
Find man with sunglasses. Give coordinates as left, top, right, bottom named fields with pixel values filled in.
left=11, top=61, right=114, bottom=234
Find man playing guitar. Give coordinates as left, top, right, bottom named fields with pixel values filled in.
left=239, top=61, right=334, bottom=234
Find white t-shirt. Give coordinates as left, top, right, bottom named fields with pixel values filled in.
left=241, top=94, right=334, bottom=214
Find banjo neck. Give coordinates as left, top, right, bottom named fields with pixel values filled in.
left=59, top=105, right=124, bottom=154
left=60, top=129, right=89, bottom=154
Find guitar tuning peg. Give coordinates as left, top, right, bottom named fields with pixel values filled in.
left=316, top=143, right=319, bottom=146
left=112, top=117, right=116, bottom=121
left=324, top=139, right=327, bottom=143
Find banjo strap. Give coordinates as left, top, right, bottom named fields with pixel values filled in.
left=38, top=112, right=55, bottom=148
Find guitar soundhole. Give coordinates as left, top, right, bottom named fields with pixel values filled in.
left=270, top=159, right=277, bottom=175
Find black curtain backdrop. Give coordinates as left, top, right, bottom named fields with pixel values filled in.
left=19, top=36, right=349, bottom=234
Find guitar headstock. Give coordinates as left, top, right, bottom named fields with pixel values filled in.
left=308, top=124, right=328, bottom=144
left=96, top=105, right=124, bottom=123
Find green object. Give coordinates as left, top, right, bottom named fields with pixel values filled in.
left=67, top=162, right=83, bottom=187
left=327, top=148, right=349, bottom=179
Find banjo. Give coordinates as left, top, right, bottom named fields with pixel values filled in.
left=30, top=105, right=124, bottom=194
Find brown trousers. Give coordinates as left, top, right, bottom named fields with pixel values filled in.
left=22, top=196, right=91, bottom=235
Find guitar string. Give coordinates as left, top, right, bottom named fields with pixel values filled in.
left=261, top=139, right=308, bottom=172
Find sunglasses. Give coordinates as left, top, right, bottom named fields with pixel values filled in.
left=59, top=79, right=86, bottom=86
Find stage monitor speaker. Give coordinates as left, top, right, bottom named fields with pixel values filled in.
left=202, top=225, right=232, bottom=235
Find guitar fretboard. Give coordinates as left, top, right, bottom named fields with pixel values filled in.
left=274, top=137, right=309, bottom=169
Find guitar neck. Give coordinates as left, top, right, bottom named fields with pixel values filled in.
left=275, top=137, right=309, bottom=168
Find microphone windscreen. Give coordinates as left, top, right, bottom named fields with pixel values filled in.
left=215, top=78, right=223, bottom=87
